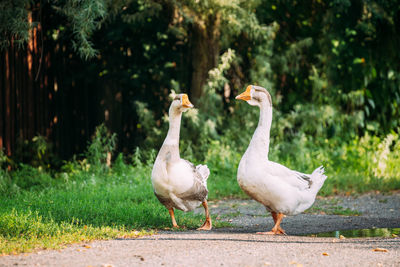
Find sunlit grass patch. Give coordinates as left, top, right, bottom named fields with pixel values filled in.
left=0, top=209, right=150, bottom=255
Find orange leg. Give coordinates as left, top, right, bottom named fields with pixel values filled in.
left=197, top=200, right=212, bottom=231
left=168, top=208, right=179, bottom=228
left=257, top=212, right=286, bottom=235
left=271, top=211, right=286, bottom=234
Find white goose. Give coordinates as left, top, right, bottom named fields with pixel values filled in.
left=236, top=85, right=327, bottom=235
left=151, top=94, right=212, bottom=230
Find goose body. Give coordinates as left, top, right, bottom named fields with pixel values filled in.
left=236, top=85, right=327, bottom=234
left=152, top=158, right=209, bottom=212
left=151, top=94, right=212, bottom=230
left=237, top=151, right=326, bottom=215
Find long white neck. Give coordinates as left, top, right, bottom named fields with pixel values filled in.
left=158, top=106, right=182, bottom=162
left=248, top=101, right=273, bottom=159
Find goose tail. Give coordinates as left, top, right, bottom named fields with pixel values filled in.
left=196, top=164, right=210, bottom=181
left=310, top=166, right=327, bottom=194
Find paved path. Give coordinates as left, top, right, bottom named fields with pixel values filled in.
left=2, top=232, right=399, bottom=267
left=1, top=193, right=399, bottom=267
left=200, top=193, right=400, bottom=235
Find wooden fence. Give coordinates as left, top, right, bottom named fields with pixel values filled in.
left=0, top=9, right=100, bottom=160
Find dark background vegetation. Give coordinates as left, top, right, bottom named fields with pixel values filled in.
left=2, top=0, right=399, bottom=166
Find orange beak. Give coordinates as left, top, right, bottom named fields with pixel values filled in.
left=181, top=94, right=194, bottom=108
left=235, top=85, right=252, bottom=101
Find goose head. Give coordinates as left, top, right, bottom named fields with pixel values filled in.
left=235, top=85, right=272, bottom=107
left=170, top=93, right=194, bottom=112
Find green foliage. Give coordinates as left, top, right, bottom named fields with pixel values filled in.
left=53, top=0, right=108, bottom=59
left=182, top=49, right=238, bottom=159
left=11, top=164, right=55, bottom=191
left=133, top=101, right=165, bottom=159
left=12, top=135, right=59, bottom=171
left=1, top=0, right=108, bottom=59
left=269, top=130, right=400, bottom=196
left=84, top=0, right=400, bottom=152
left=204, top=140, right=245, bottom=199
left=2, top=0, right=400, bottom=151
left=0, top=0, right=31, bottom=49
left=1, top=149, right=58, bottom=196
left=174, top=0, right=270, bottom=43
left=203, top=49, right=236, bottom=107
left=256, top=0, right=400, bottom=138
left=0, top=150, right=15, bottom=196
left=86, top=124, right=117, bottom=173
left=341, top=132, right=400, bottom=181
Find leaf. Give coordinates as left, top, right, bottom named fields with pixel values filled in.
left=289, top=261, right=303, bottom=266
left=373, top=248, right=388, bottom=252
left=367, top=99, right=375, bottom=109
left=353, top=58, right=364, bottom=64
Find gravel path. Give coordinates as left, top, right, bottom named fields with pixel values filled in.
left=202, top=192, right=400, bottom=235
left=1, top=193, right=399, bottom=267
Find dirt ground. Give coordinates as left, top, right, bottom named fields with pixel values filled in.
left=1, top=193, right=399, bottom=267
left=201, top=192, right=400, bottom=235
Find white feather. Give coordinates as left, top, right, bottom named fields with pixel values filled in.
left=237, top=86, right=327, bottom=216
left=151, top=95, right=208, bottom=212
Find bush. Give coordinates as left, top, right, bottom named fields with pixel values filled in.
left=11, top=164, right=56, bottom=191
left=86, top=124, right=117, bottom=173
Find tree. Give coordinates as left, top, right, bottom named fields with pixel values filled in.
left=1, top=0, right=400, bottom=162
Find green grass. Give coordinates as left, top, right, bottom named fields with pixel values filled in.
left=305, top=204, right=362, bottom=216
left=218, top=211, right=242, bottom=219
left=0, top=209, right=150, bottom=255
left=1, top=131, right=400, bottom=255
left=0, top=162, right=229, bottom=255
left=304, top=198, right=362, bottom=216
left=1, top=158, right=399, bottom=255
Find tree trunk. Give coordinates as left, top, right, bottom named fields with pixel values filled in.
left=190, top=13, right=221, bottom=104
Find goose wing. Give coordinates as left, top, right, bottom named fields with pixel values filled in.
left=266, top=161, right=312, bottom=190
left=178, top=159, right=209, bottom=201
